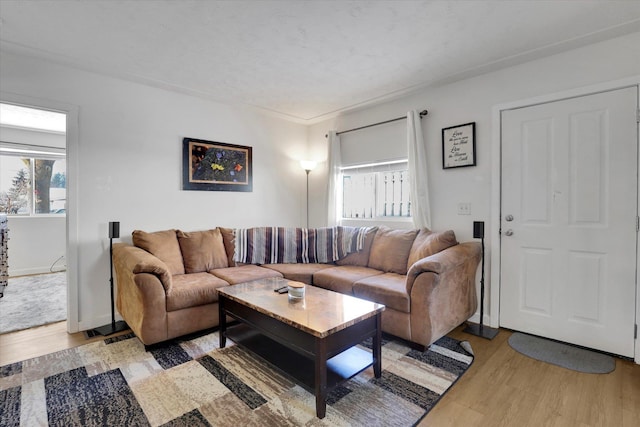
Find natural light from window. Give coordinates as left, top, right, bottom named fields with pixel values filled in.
left=0, top=104, right=66, bottom=133
left=341, top=159, right=411, bottom=220
left=0, top=103, right=67, bottom=216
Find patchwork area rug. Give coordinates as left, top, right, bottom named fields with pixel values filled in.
left=0, top=272, right=66, bottom=334
left=0, top=330, right=473, bottom=426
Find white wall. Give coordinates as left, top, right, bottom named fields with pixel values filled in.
left=1, top=51, right=309, bottom=331
left=308, top=31, right=640, bottom=325
left=4, top=216, right=66, bottom=275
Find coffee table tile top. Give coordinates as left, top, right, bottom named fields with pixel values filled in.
left=218, top=277, right=384, bottom=338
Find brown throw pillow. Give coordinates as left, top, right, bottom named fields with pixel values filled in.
left=367, top=226, right=418, bottom=275
left=219, top=227, right=236, bottom=267
left=407, top=229, right=458, bottom=269
left=132, top=229, right=185, bottom=275
left=336, top=227, right=378, bottom=267
left=177, top=229, right=229, bottom=273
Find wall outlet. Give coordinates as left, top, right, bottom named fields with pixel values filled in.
left=457, top=202, right=471, bottom=215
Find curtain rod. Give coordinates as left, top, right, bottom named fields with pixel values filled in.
left=325, top=109, right=428, bottom=138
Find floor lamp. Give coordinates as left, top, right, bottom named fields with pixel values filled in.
left=93, top=221, right=129, bottom=336
left=464, top=221, right=499, bottom=339
left=300, top=160, right=317, bottom=228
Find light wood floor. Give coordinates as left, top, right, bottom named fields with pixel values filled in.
left=1, top=322, right=639, bottom=426
left=422, top=327, right=640, bottom=427
left=0, top=321, right=130, bottom=366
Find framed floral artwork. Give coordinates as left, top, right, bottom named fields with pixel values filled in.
left=182, top=137, right=252, bottom=192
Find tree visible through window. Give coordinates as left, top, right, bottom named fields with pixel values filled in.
left=0, top=155, right=66, bottom=215
left=2, top=165, right=30, bottom=214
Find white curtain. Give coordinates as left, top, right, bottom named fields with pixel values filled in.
left=407, top=110, right=431, bottom=229
left=326, top=131, right=342, bottom=226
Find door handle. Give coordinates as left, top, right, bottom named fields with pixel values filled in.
left=504, top=229, right=514, bottom=236
left=505, top=214, right=514, bottom=222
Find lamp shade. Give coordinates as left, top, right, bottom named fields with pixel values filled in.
left=300, top=160, right=317, bottom=172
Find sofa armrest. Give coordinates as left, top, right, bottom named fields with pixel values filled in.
left=113, top=243, right=173, bottom=293
left=405, top=241, right=481, bottom=347
left=405, top=241, right=481, bottom=294
left=113, top=243, right=173, bottom=345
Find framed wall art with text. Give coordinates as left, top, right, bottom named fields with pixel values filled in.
left=442, top=122, right=476, bottom=169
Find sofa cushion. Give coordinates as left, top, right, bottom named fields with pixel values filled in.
left=211, top=265, right=283, bottom=285
left=353, top=273, right=410, bottom=313
left=166, top=273, right=230, bottom=312
left=367, top=226, right=418, bottom=275
left=312, top=265, right=383, bottom=295
left=261, top=263, right=334, bottom=285
left=335, top=226, right=378, bottom=267
left=132, top=229, right=185, bottom=276
left=407, top=229, right=458, bottom=270
left=220, top=227, right=237, bottom=267
left=177, top=229, right=228, bottom=273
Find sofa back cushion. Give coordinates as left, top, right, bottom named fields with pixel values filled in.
left=335, top=226, right=378, bottom=267
left=367, top=226, right=418, bottom=275
left=219, top=227, right=237, bottom=267
left=177, top=229, right=229, bottom=273
left=132, top=229, right=185, bottom=275
left=407, top=229, right=458, bottom=270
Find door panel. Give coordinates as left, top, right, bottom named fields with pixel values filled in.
left=521, top=248, right=553, bottom=315
left=567, top=251, right=604, bottom=323
left=500, top=86, right=637, bottom=357
left=570, top=110, right=607, bottom=225
left=521, top=119, right=552, bottom=223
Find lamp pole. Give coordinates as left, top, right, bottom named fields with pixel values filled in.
left=300, top=160, right=317, bottom=228
left=305, top=168, right=311, bottom=228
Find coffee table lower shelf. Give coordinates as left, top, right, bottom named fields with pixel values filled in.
left=225, top=323, right=373, bottom=394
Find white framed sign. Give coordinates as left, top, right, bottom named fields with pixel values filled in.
left=442, top=122, right=476, bottom=169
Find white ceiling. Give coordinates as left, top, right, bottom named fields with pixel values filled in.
left=1, top=1, right=639, bottom=123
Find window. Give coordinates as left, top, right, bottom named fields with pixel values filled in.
left=0, top=148, right=66, bottom=215
left=0, top=103, right=67, bottom=216
left=341, top=160, right=411, bottom=220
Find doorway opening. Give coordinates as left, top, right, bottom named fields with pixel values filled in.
left=0, top=102, right=68, bottom=334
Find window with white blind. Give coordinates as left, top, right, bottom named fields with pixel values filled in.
left=341, top=160, right=411, bottom=220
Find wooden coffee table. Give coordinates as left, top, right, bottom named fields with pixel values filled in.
left=218, top=277, right=384, bottom=419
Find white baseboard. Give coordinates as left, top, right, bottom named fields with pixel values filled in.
left=8, top=267, right=63, bottom=277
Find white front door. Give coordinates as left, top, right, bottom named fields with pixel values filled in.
left=500, top=86, right=638, bottom=357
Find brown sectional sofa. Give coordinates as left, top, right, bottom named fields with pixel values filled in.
left=112, top=225, right=481, bottom=350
